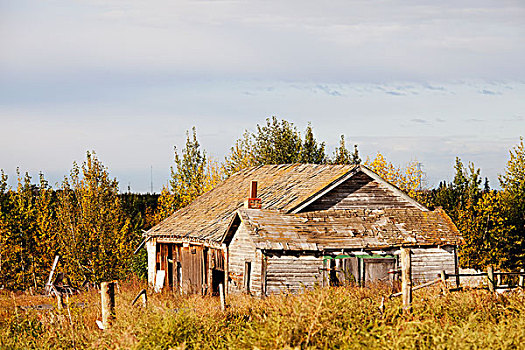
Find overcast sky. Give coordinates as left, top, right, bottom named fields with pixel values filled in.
left=1, top=0, right=524, bottom=192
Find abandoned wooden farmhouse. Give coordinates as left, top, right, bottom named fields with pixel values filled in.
left=144, top=164, right=462, bottom=296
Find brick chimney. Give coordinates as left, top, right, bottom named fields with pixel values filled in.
left=244, top=180, right=262, bottom=209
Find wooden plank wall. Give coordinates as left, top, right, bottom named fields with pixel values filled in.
left=410, top=247, right=456, bottom=283
left=265, top=255, right=322, bottom=295
left=302, top=171, right=419, bottom=211
left=227, top=223, right=262, bottom=295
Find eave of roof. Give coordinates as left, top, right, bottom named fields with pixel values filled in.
left=233, top=208, right=462, bottom=251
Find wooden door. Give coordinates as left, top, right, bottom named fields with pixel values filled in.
left=181, top=245, right=204, bottom=294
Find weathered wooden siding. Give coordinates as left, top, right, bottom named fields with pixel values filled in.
left=265, top=255, right=323, bottom=295
left=228, top=222, right=262, bottom=295
left=410, top=247, right=456, bottom=282
left=302, top=171, right=420, bottom=211
left=148, top=242, right=225, bottom=295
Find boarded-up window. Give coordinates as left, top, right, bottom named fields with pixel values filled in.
left=325, top=255, right=396, bottom=288
left=362, top=258, right=396, bottom=287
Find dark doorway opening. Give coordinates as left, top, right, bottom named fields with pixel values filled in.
left=329, top=259, right=340, bottom=286
left=167, top=244, right=173, bottom=288
left=211, top=269, right=225, bottom=295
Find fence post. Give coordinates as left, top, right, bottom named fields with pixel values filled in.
left=219, top=283, right=226, bottom=311
left=401, top=248, right=412, bottom=311
left=519, top=269, right=524, bottom=288
left=453, top=247, right=460, bottom=288
left=487, top=266, right=495, bottom=292
left=101, top=281, right=116, bottom=329
left=440, top=270, right=448, bottom=294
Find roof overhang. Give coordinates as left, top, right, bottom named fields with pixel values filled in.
left=152, top=234, right=224, bottom=249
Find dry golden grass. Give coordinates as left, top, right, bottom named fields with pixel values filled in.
left=1, top=281, right=525, bottom=349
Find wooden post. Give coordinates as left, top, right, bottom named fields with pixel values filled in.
left=201, top=248, right=207, bottom=296
left=261, top=254, right=267, bottom=297
left=487, top=266, right=495, bottom=292
left=207, top=249, right=213, bottom=295
left=223, top=245, right=229, bottom=297
left=322, top=258, right=328, bottom=287
left=497, top=272, right=502, bottom=287
left=401, top=248, right=412, bottom=311
left=519, top=269, right=524, bottom=288
left=101, top=282, right=116, bottom=329
left=219, top=283, right=225, bottom=311
left=453, top=247, right=460, bottom=288
left=359, top=257, right=365, bottom=287
left=440, top=270, right=448, bottom=294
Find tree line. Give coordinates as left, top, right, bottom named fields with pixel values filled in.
left=0, top=117, right=523, bottom=290
left=155, top=117, right=422, bottom=220
left=0, top=153, right=161, bottom=290
left=418, top=144, right=525, bottom=270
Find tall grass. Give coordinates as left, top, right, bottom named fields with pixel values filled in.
left=1, top=282, right=524, bottom=349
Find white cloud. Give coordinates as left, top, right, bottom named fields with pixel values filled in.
left=1, top=1, right=524, bottom=191
left=1, top=0, right=524, bottom=81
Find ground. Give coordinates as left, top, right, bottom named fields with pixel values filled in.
left=1, top=282, right=525, bottom=349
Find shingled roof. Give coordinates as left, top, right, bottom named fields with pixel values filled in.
left=146, top=164, right=358, bottom=242
left=228, top=208, right=462, bottom=250
left=145, top=164, right=433, bottom=244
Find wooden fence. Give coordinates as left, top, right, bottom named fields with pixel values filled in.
left=392, top=248, right=525, bottom=310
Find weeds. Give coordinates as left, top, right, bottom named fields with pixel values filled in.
left=1, top=283, right=525, bottom=349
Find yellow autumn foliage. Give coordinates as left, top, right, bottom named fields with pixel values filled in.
left=55, top=152, right=133, bottom=283
left=153, top=129, right=226, bottom=224
left=365, top=152, right=423, bottom=198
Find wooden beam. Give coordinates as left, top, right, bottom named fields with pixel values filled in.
left=261, top=253, right=267, bottom=297
left=390, top=278, right=441, bottom=298
left=401, top=248, right=412, bottom=311
left=453, top=246, right=460, bottom=288
left=224, top=245, right=229, bottom=296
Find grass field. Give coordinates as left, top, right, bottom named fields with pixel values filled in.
left=1, top=281, right=524, bottom=349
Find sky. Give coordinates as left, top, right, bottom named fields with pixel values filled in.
left=1, top=0, right=524, bottom=192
